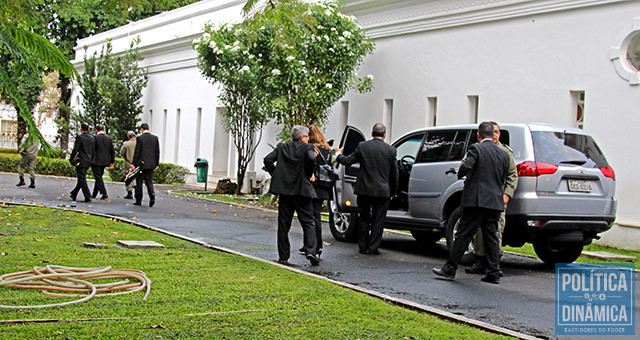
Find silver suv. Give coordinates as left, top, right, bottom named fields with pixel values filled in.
left=329, top=124, right=617, bottom=264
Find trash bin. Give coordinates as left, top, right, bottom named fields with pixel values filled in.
left=194, top=158, right=209, bottom=190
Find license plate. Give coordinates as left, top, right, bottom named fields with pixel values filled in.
left=568, top=179, right=592, bottom=192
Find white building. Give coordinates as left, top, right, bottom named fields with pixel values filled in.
left=70, top=0, right=640, bottom=248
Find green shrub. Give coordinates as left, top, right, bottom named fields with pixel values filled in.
left=0, top=148, right=18, bottom=154
left=0, top=153, right=75, bottom=177
left=108, top=158, right=190, bottom=184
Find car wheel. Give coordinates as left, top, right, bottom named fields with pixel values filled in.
left=410, top=230, right=444, bottom=245
left=445, top=207, right=475, bottom=266
left=328, top=200, right=358, bottom=242
left=533, top=242, right=584, bottom=264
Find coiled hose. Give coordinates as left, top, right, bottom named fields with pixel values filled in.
left=0, top=265, right=151, bottom=309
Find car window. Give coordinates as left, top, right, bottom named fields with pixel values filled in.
left=450, top=130, right=469, bottom=161
left=394, top=133, right=425, bottom=161
left=416, top=130, right=457, bottom=163
left=531, top=131, right=609, bottom=168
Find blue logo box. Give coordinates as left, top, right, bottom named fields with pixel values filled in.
left=556, top=263, right=635, bottom=335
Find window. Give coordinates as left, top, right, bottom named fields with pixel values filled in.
left=571, top=91, right=585, bottom=129
left=531, top=131, right=608, bottom=168
left=627, top=33, right=640, bottom=71
left=1, top=120, right=17, bottom=140
left=417, top=130, right=458, bottom=163
left=383, top=99, right=393, bottom=142
left=394, top=133, right=425, bottom=162
left=468, top=95, right=479, bottom=123
left=427, top=97, right=437, bottom=127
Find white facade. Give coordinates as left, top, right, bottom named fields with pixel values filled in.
left=71, top=0, right=640, bottom=233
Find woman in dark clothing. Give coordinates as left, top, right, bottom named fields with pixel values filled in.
left=307, top=124, right=333, bottom=256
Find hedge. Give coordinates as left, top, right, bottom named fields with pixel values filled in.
left=107, top=158, right=190, bottom=184
left=1, top=153, right=190, bottom=184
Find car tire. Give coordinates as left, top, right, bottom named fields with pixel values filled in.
left=410, top=230, right=444, bottom=245
left=445, top=207, right=475, bottom=266
left=533, top=242, right=583, bottom=264
left=328, top=200, right=359, bottom=242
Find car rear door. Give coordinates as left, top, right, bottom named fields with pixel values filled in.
left=408, top=129, right=470, bottom=221
left=334, top=125, right=366, bottom=212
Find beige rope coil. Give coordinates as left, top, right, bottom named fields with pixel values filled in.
left=0, top=265, right=151, bottom=309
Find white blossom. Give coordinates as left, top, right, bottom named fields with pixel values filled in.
left=211, top=65, right=216, bottom=71
left=342, top=31, right=352, bottom=38
left=203, top=32, right=210, bottom=40
left=258, top=53, right=262, bottom=57
left=240, top=65, right=250, bottom=72
left=329, top=48, right=334, bottom=52
left=367, top=74, right=374, bottom=80
left=272, top=69, right=281, bottom=75
left=286, top=56, right=295, bottom=62
left=324, top=35, right=329, bottom=40
left=338, top=36, right=345, bottom=41
left=325, top=9, right=332, bottom=16
left=326, top=83, right=332, bottom=88
left=216, top=49, right=223, bottom=55
left=300, top=61, right=306, bottom=66
left=331, top=27, right=336, bottom=31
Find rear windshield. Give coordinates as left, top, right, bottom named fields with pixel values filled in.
left=531, top=131, right=609, bottom=168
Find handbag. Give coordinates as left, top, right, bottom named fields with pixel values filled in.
left=124, top=166, right=141, bottom=186
left=313, top=146, right=340, bottom=187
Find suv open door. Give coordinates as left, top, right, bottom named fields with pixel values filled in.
left=329, top=125, right=365, bottom=241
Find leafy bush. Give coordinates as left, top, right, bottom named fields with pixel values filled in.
left=108, top=158, right=190, bottom=184
left=0, top=148, right=18, bottom=154
left=0, top=153, right=75, bottom=177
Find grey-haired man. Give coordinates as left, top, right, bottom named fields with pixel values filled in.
left=120, top=131, right=137, bottom=199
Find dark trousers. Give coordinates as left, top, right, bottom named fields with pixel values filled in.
left=356, top=195, right=390, bottom=253
left=277, top=195, right=316, bottom=261
left=312, top=199, right=326, bottom=253
left=445, top=207, right=502, bottom=276
left=91, top=165, right=106, bottom=197
left=70, top=166, right=91, bottom=200
left=135, top=169, right=155, bottom=203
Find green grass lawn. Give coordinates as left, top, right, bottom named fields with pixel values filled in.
left=0, top=206, right=512, bottom=339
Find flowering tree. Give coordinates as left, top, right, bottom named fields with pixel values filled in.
left=194, top=24, right=271, bottom=194
left=194, top=0, right=374, bottom=191
left=246, top=0, right=375, bottom=140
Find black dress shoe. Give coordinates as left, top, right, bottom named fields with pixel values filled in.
left=298, top=247, right=305, bottom=255
left=465, top=261, right=486, bottom=274
left=82, top=198, right=92, bottom=203
left=368, top=249, right=381, bottom=255
left=359, top=249, right=369, bottom=255
left=91, top=193, right=97, bottom=199
left=133, top=201, right=142, bottom=206
left=69, top=194, right=77, bottom=201
left=100, top=194, right=108, bottom=200
left=277, top=259, right=291, bottom=266
left=306, top=253, right=320, bottom=266
left=124, top=192, right=133, bottom=199
left=481, top=274, right=500, bottom=284
left=432, top=267, right=455, bottom=280
left=149, top=199, right=155, bottom=207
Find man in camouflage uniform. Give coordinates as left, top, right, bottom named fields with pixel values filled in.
left=466, top=121, right=518, bottom=274
left=120, top=131, right=137, bottom=199
left=16, top=128, right=40, bottom=189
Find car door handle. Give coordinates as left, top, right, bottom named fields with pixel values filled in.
left=445, top=168, right=457, bottom=175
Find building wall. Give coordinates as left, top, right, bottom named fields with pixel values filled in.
left=70, top=0, right=640, bottom=228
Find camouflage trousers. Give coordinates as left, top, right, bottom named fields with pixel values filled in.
left=18, top=154, right=37, bottom=179
left=473, top=204, right=506, bottom=257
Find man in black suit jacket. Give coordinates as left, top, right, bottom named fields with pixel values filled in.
left=335, top=123, right=398, bottom=255
left=91, top=124, right=115, bottom=199
left=132, top=123, right=160, bottom=207
left=264, top=125, right=319, bottom=266
left=69, top=122, right=96, bottom=202
left=433, top=121, right=509, bottom=284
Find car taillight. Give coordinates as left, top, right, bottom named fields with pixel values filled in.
left=599, top=166, right=615, bottom=181
left=516, top=161, right=558, bottom=177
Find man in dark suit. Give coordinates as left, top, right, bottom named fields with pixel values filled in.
left=91, top=124, right=115, bottom=199
left=131, top=123, right=160, bottom=207
left=433, top=121, right=509, bottom=284
left=69, top=122, right=96, bottom=202
left=264, top=125, right=319, bottom=266
left=335, top=123, right=398, bottom=255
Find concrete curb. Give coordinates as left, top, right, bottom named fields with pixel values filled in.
left=1, top=200, right=540, bottom=340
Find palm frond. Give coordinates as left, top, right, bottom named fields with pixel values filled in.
left=2, top=23, right=78, bottom=79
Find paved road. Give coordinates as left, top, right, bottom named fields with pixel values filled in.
left=1, top=172, right=638, bottom=339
